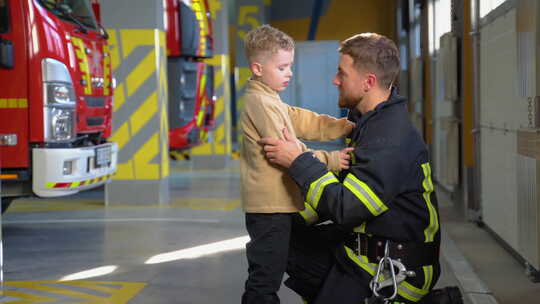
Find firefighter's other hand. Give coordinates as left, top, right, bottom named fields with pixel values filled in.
left=258, top=128, right=302, bottom=168
left=339, top=147, right=354, bottom=170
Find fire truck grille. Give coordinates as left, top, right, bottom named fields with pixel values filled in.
left=87, top=117, right=104, bottom=126
left=84, top=97, right=106, bottom=107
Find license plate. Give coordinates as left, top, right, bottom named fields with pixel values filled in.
left=95, top=146, right=111, bottom=168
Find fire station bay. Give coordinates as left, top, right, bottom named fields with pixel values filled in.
left=2, top=0, right=540, bottom=303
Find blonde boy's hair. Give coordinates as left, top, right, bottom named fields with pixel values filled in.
left=244, top=24, right=294, bottom=63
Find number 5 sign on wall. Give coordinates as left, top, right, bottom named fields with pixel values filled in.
left=234, top=0, right=265, bottom=146
left=235, top=0, right=265, bottom=67
left=237, top=6, right=261, bottom=40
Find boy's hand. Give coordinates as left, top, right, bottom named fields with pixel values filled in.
left=339, top=147, right=354, bottom=170
left=258, top=128, right=302, bottom=168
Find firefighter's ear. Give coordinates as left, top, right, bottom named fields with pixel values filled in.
left=364, top=73, right=377, bottom=92
left=250, top=62, right=263, bottom=77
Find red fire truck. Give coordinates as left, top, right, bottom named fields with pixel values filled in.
left=0, top=0, right=117, bottom=212
left=166, top=0, right=215, bottom=150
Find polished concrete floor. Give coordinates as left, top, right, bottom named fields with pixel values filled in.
left=439, top=192, right=540, bottom=304
left=0, top=160, right=485, bottom=303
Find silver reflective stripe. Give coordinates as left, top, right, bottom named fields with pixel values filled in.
left=344, top=173, right=388, bottom=216
left=398, top=281, right=429, bottom=302
left=299, top=203, right=319, bottom=225
left=306, top=172, right=338, bottom=209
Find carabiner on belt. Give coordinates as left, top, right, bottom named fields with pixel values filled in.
left=369, top=241, right=415, bottom=303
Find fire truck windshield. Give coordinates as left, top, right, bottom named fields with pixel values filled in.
left=38, top=0, right=98, bottom=30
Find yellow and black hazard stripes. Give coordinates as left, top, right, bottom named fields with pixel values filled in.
left=421, top=163, right=439, bottom=243
left=0, top=98, right=28, bottom=108
left=45, top=173, right=114, bottom=189
left=191, top=54, right=233, bottom=156
left=343, top=173, right=388, bottom=217
left=306, top=172, right=338, bottom=209
left=71, top=37, right=93, bottom=95
left=344, top=247, right=431, bottom=302
left=2, top=280, right=145, bottom=303
left=108, top=29, right=170, bottom=181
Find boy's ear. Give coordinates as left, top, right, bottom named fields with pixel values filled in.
left=250, top=62, right=263, bottom=77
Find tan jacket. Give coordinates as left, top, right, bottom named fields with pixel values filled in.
left=240, top=79, right=354, bottom=213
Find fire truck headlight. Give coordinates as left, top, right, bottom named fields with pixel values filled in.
left=42, top=58, right=77, bottom=143
left=45, top=107, right=76, bottom=142
left=47, top=83, right=76, bottom=106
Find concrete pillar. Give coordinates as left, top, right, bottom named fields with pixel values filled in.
left=190, top=0, right=234, bottom=169
left=101, top=0, right=170, bottom=205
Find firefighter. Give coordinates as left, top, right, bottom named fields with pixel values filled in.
left=258, top=33, right=442, bottom=304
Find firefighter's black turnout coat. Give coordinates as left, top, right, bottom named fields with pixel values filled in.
left=287, top=88, right=441, bottom=303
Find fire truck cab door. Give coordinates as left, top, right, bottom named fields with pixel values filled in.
left=0, top=0, right=30, bottom=168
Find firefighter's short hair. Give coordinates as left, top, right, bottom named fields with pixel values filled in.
left=339, top=33, right=400, bottom=89
left=244, top=24, right=294, bottom=63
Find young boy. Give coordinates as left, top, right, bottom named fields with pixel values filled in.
left=240, top=25, right=354, bottom=304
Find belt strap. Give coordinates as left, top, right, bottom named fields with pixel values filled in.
left=345, top=234, right=439, bottom=269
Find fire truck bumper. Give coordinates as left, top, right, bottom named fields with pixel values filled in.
left=32, top=142, right=119, bottom=197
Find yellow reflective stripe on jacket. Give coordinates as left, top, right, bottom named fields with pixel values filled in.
left=344, top=246, right=429, bottom=302
left=421, top=163, right=439, bottom=242
left=353, top=222, right=367, bottom=233
left=306, top=172, right=339, bottom=209
left=422, top=265, right=434, bottom=290
left=299, top=202, right=319, bottom=225
left=343, top=173, right=388, bottom=216
left=399, top=280, right=430, bottom=302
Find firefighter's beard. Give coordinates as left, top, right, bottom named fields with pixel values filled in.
left=338, top=93, right=362, bottom=110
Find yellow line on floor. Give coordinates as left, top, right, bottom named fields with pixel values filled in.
left=2, top=280, right=146, bottom=303
left=7, top=198, right=241, bottom=213
left=171, top=197, right=240, bottom=211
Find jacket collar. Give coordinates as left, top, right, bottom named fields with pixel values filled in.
left=245, top=78, right=280, bottom=99
left=372, top=86, right=406, bottom=112
left=349, top=87, right=406, bottom=125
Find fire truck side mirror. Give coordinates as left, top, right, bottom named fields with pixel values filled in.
left=99, top=25, right=109, bottom=40
left=0, top=38, right=13, bottom=69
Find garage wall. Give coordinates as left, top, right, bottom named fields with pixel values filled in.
left=270, top=0, right=396, bottom=42
left=479, top=7, right=528, bottom=250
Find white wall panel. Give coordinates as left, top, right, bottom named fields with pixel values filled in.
left=432, top=51, right=454, bottom=187
left=479, top=8, right=528, bottom=249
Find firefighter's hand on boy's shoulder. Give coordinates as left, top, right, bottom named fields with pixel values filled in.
left=338, top=147, right=354, bottom=170
left=258, top=128, right=302, bottom=168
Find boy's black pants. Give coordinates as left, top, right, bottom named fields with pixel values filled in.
left=242, top=213, right=292, bottom=304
